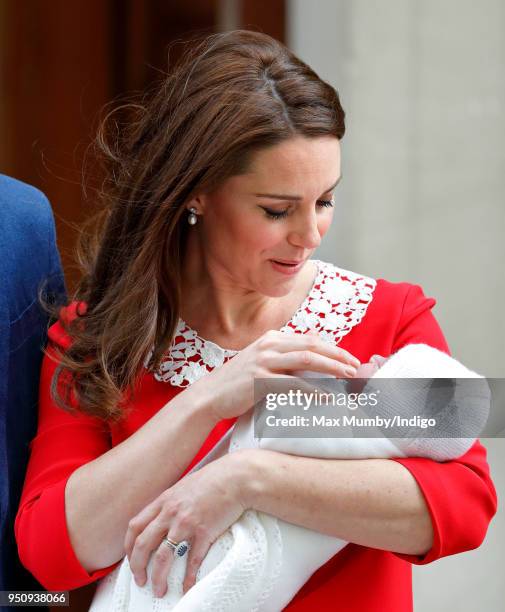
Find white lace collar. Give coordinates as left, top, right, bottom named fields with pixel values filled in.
left=148, top=259, right=376, bottom=388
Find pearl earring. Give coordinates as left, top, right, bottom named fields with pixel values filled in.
left=187, top=207, right=198, bottom=225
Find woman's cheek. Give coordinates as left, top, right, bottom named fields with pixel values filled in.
left=318, top=212, right=333, bottom=237
left=255, top=222, right=286, bottom=248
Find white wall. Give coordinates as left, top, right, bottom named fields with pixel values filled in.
left=288, top=1, right=504, bottom=610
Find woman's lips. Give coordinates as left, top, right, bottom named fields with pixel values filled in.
left=270, top=260, right=304, bottom=275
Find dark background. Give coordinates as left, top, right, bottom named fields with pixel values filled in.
left=0, top=0, right=285, bottom=295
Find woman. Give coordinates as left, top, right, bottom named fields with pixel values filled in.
left=15, top=29, right=497, bottom=611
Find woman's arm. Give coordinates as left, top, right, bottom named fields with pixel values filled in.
left=15, top=346, right=220, bottom=588
left=232, top=436, right=497, bottom=564
left=236, top=449, right=433, bottom=555
left=65, top=385, right=218, bottom=573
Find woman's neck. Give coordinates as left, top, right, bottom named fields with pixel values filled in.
left=179, top=240, right=316, bottom=339
left=180, top=260, right=273, bottom=338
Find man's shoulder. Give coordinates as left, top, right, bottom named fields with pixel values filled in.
left=0, top=173, right=58, bottom=244
left=0, top=175, right=65, bottom=318
left=0, top=173, right=51, bottom=215
left=0, top=174, right=56, bottom=250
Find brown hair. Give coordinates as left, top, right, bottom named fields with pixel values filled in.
left=50, top=28, right=346, bottom=422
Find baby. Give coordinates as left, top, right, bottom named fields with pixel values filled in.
left=90, top=343, right=489, bottom=612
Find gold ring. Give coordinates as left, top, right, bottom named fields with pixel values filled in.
left=162, top=536, right=178, bottom=550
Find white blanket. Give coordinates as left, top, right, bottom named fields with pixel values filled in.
left=90, top=344, right=489, bottom=612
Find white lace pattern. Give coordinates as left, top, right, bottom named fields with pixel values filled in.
left=145, top=260, right=376, bottom=388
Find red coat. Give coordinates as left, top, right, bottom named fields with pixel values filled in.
left=15, top=278, right=497, bottom=611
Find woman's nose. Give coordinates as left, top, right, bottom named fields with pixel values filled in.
left=288, top=216, right=322, bottom=249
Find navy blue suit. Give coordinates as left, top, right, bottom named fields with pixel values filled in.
left=0, top=175, right=66, bottom=609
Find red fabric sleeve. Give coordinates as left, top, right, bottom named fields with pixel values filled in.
left=388, top=284, right=498, bottom=564
left=391, top=284, right=450, bottom=356
left=14, top=305, right=121, bottom=590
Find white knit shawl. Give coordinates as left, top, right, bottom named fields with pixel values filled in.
left=89, top=344, right=489, bottom=612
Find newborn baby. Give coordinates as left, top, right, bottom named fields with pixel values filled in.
left=90, top=343, right=489, bottom=612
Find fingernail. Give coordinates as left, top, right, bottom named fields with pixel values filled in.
left=344, top=366, right=357, bottom=377
left=351, top=357, right=361, bottom=368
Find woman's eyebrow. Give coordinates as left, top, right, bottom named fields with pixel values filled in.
left=253, top=176, right=342, bottom=200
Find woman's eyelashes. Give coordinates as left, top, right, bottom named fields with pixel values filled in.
left=261, top=199, right=334, bottom=220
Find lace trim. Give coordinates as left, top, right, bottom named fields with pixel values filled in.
left=145, top=260, right=376, bottom=387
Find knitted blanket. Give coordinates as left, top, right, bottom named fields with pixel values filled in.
left=89, top=344, right=489, bottom=612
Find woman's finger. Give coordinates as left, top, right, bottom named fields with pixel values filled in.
left=182, top=534, right=212, bottom=594
left=254, top=372, right=331, bottom=403
left=128, top=515, right=169, bottom=587
left=262, top=349, right=358, bottom=378
left=149, top=537, right=176, bottom=598
left=263, top=329, right=360, bottom=368
left=124, top=501, right=162, bottom=559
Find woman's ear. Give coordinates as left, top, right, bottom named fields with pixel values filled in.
left=185, top=194, right=207, bottom=216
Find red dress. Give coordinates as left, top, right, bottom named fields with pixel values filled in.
left=15, top=263, right=498, bottom=611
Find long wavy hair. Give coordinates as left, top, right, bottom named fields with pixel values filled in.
left=50, top=28, right=346, bottom=422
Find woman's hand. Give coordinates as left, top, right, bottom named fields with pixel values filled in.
left=189, top=329, right=361, bottom=422
left=123, top=451, right=249, bottom=598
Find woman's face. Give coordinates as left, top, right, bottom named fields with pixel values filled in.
left=188, top=135, right=341, bottom=297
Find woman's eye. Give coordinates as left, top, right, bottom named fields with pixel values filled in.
left=262, top=199, right=334, bottom=221
left=263, top=208, right=289, bottom=220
